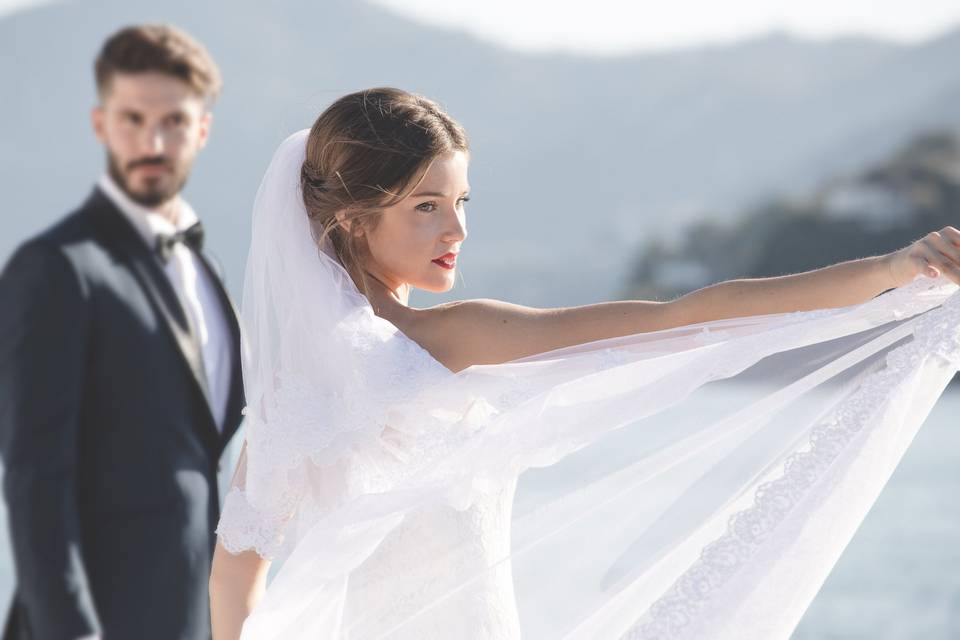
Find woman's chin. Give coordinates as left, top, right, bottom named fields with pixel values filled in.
left=415, top=276, right=456, bottom=294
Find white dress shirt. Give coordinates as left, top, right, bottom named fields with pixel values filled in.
left=98, top=174, right=233, bottom=432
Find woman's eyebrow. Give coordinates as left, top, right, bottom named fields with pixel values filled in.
left=410, top=188, right=471, bottom=198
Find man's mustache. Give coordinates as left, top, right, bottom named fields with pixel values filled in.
left=126, top=156, right=171, bottom=171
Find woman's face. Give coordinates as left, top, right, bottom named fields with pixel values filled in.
left=362, top=150, right=470, bottom=294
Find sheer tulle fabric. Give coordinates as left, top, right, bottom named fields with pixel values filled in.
left=216, top=130, right=960, bottom=639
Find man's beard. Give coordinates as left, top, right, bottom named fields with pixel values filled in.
left=107, top=152, right=191, bottom=208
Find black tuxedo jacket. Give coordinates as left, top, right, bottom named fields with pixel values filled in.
left=0, top=188, right=244, bottom=639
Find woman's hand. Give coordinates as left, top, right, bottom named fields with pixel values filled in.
left=884, top=226, right=960, bottom=288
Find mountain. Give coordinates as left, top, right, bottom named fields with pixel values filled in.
left=2, top=0, right=959, bottom=306
left=625, top=130, right=960, bottom=299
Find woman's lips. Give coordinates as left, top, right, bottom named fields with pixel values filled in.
left=432, top=252, right=457, bottom=270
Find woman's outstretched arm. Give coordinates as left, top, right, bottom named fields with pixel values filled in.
left=412, top=228, right=960, bottom=371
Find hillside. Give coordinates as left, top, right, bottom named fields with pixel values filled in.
left=626, top=130, right=960, bottom=299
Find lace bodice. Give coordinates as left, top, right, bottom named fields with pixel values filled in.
left=343, top=478, right=522, bottom=639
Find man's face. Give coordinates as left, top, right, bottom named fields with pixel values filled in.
left=92, top=72, right=211, bottom=208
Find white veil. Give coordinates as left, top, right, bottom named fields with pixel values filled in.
left=216, top=130, right=960, bottom=639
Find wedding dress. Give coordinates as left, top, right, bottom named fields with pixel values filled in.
left=215, top=130, right=960, bottom=640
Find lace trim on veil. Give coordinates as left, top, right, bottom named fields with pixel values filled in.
left=623, top=290, right=960, bottom=640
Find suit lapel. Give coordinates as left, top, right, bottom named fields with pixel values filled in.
left=86, top=189, right=220, bottom=452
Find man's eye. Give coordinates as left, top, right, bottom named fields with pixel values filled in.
left=167, top=113, right=186, bottom=126
left=123, top=113, right=142, bottom=125
left=416, top=202, right=437, bottom=213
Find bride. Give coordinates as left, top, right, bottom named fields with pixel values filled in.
left=209, top=87, right=960, bottom=639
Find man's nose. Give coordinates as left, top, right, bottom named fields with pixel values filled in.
left=139, top=125, right=166, bottom=155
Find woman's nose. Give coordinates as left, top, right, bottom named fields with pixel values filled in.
left=444, top=207, right=467, bottom=242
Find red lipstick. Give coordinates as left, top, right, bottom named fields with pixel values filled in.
left=432, top=252, right=457, bottom=270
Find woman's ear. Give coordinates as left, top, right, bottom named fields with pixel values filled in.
left=335, top=211, right=365, bottom=237
left=334, top=210, right=353, bottom=234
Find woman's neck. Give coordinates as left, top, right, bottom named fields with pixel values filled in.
left=347, top=263, right=410, bottom=312
left=367, top=274, right=410, bottom=308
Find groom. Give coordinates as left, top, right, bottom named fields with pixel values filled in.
left=0, top=24, right=244, bottom=639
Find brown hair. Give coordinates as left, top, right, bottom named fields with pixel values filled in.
left=95, top=24, right=222, bottom=103
left=301, top=88, right=469, bottom=294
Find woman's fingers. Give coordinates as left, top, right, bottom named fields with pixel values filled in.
left=918, top=241, right=960, bottom=283
left=939, top=225, right=960, bottom=247
left=925, top=229, right=960, bottom=264
left=884, top=227, right=960, bottom=286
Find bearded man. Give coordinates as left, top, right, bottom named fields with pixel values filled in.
left=0, top=24, right=244, bottom=640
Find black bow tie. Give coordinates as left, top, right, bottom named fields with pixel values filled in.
left=155, top=222, right=205, bottom=263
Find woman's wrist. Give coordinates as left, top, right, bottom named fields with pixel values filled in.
left=878, top=252, right=900, bottom=289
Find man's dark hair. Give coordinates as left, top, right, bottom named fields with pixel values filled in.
left=95, top=24, right=222, bottom=103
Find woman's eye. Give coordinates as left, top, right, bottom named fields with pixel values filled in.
left=416, top=202, right=437, bottom=213
left=458, top=196, right=471, bottom=207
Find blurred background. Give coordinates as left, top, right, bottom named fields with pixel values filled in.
left=1, top=0, right=958, bottom=637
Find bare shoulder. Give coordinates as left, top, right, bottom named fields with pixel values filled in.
left=433, top=297, right=541, bottom=322
left=398, top=298, right=544, bottom=372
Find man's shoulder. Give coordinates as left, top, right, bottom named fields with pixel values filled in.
left=3, top=191, right=110, bottom=278
left=14, top=189, right=113, bottom=254
left=35, top=194, right=102, bottom=247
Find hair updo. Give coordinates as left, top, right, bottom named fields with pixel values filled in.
left=301, top=88, right=469, bottom=293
